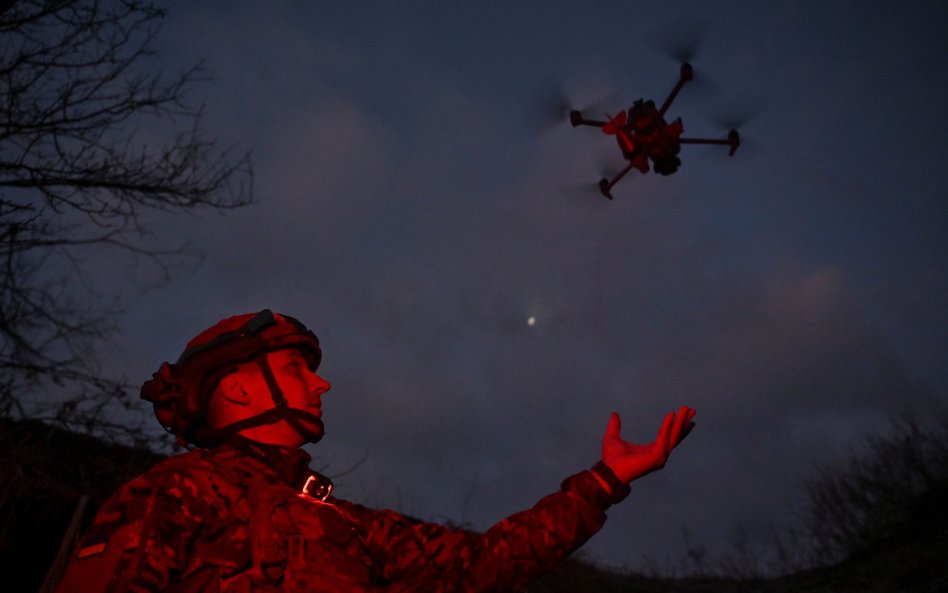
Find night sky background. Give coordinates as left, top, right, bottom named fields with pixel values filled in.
left=78, top=0, right=948, bottom=573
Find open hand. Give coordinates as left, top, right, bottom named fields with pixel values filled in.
left=601, top=406, right=696, bottom=484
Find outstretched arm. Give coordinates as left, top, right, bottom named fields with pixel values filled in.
left=596, top=406, right=696, bottom=490
left=361, top=407, right=695, bottom=591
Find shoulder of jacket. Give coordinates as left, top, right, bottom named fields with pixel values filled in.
left=112, top=448, right=248, bottom=501
left=123, top=449, right=214, bottom=483
left=115, top=447, right=298, bottom=511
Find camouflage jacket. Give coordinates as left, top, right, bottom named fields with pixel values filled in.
left=54, top=438, right=624, bottom=593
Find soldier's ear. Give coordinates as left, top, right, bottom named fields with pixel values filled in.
left=218, top=373, right=252, bottom=405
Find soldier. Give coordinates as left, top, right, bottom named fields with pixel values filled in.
left=53, top=309, right=696, bottom=592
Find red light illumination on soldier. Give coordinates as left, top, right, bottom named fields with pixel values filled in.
left=53, top=309, right=696, bottom=592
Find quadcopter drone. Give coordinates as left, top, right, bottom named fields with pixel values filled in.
left=570, top=63, right=739, bottom=199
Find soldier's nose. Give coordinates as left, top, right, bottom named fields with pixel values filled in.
left=308, top=373, right=331, bottom=396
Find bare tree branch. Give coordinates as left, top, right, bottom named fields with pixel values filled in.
left=0, top=0, right=253, bottom=442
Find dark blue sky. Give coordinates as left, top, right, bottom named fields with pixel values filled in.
left=85, top=0, right=948, bottom=573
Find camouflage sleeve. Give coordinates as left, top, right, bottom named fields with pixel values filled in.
left=349, top=466, right=620, bottom=593
left=53, top=462, right=214, bottom=593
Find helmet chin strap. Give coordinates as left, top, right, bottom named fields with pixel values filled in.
left=198, top=407, right=325, bottom=446
left=277, top=408, right=325, bottom=443
left=197, top=354, right=324, bottom=446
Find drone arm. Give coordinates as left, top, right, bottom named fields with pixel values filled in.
left=658, top=62, right=694, bottom=117
left=680, top=130, right=740, bottom=156
left=570, top=110, right=608, bottom=128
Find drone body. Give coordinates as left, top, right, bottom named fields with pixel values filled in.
left=570, top=63, right=740, bottom=199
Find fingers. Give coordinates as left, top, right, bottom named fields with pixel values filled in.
left=605, top=411, right=622, bottom=440
left=609, top=407, right=696, bottom=456
left=656, top=411, right=676, bottom=458
left=683, top=407, right=697, bottom=441
left=656, top=406, right=697, bottom=460
left=606, top=412, right=622, bottom=437
left=670, top=406, right=697, bottom=448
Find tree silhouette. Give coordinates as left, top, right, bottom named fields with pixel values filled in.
left=804, top=413, right=948, bottom=565
left=0, top=0, right=252, bottom=441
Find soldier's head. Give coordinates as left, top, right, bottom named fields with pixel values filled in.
left=141, top=310, right=330, bottom=448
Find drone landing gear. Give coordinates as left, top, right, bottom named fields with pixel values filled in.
left=598, top=161, right=637, bottom=200
left=598, top=179, right=613, bottom=200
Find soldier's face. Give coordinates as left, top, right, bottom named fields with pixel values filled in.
left=223, top=348, right=331, bottom=447
left=267, top=348, right=331, bottom=441
left=267, top=348, right=329, bottom=400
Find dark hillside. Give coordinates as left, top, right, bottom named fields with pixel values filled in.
left=0, top=418, right=165, bottom=593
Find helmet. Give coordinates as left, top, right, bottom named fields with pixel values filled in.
left=140, top=309, right=321, bottom=446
